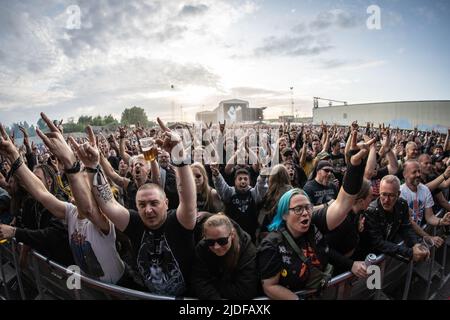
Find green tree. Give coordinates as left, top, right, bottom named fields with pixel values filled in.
left=78, top=115, right=93, bottom=126
left=92, top=115, right=103, bottom=126
left=103, top=114, right=118, bottom=125
left=120, top=106, right=149, bottom=126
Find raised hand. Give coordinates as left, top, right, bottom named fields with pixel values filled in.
left=348, top=130, right=376, bottom=166
left=155, top=118, right=185, bottom=162
left=0, top=124, right=20, bottom=162
left=35, top=112, right=76, bottom=169
left=118, top=126, right=127, bottom=139
left=210, top=163, right=220, bottom=177
left=69, top=126, right=99, bottom=169
left=18, top=125, right=29, bottom=138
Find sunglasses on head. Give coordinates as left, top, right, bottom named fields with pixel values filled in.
left=204, top=234, right=231, bottom=247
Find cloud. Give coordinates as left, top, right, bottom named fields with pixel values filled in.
left=179, top=4, right=209, bottom=17
left=254, top=35, right=333, bottom=57
left=319, top=59, right=387, bottom=70
left=230, top=87, right=284, bottom=97
left=258, top=9, right=358, bottom=57
left=293, top=9, right=359, bottom=34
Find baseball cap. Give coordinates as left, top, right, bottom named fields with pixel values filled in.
left=316, top=160, right=333, bottom=172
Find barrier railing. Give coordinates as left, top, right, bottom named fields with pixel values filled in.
left=1, top=209, right=448, bottom=300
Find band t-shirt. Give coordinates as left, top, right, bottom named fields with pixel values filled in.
left=303, top=180, right=338, bottom=205
left=124, top=209, right=194, bottom=296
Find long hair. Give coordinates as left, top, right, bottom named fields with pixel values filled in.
left=203, top=213, right=240, bottom=271
left=268, top=188, right=310, bottom=232
left=262, top=164, right=292, bottom=215
left=191, top=162, right=213, bottom=210
left=34, top=164, right=59, bottom=195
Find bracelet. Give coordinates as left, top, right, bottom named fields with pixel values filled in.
left=65, top=160, right=81, bottom=174
left=171, top=161, right=188, bottom=167
left=9, top=156, right=24, bottom=177
left=84, top=164, right=100, bottom=173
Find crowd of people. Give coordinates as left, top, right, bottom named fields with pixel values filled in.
left=0, top=114, right=449, bottom=300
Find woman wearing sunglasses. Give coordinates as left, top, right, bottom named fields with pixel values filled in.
left=192, top=213, right=258, bottom=299
left=257, top=130, right=375, bottom=299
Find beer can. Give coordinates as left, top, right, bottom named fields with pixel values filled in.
left=365, top=253, right=377, bottom=266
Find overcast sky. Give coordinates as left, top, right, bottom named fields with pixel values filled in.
left=1, top=0, right=449, bottom=126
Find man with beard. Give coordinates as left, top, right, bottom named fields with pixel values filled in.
left=158, top=150, right=180, bottom=210
left=400, top=160, right=450, bottom=247
left=303, top=161, right=338, bottom=206
left=418, top=154, right=450, bottom=212
left=100, top=153, right=158, bottom=210
left=211, top=166, right=268, bottom=242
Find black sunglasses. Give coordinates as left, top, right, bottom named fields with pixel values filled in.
left=204, top=234, right=231, bottom=247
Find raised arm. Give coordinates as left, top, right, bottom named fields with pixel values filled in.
left=36, top=114, right=109, bottom=233
left=69, top=126, right=130, bottom=232
left=118, top=126, right=131, bottom=164
left=156, top=118, right=196, bottom=230
left=326, top=130, right=376, bottom=230
left=99, top=151, right=130, bottom=190
left=0, top=124, right=66, bottom=219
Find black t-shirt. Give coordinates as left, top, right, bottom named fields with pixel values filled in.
left=303, top=179, right=338, bottom=205
left=330, top=153, right=346, bottom=184
left=257, top=207, right=329, bottom=291
left=325, top=210, right=361, bottom=256
left=124, top=209, right=194, bottom=296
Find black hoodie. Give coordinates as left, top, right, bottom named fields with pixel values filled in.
left=192, top=220, right=258, bottom=300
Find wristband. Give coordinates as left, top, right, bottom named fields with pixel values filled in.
left=65, top=160, right=81, bottom=174
left=343, top=150, right=365, bottom=195
left=9, top=156, right=24, bottom=177
left=84, top=164, right=100, bottom=173
left=171, top=161, right=189, bottom=167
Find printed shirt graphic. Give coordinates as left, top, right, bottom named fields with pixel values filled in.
left=70, top=229, right=104, bottom=278
left=137, top=231, right=186, bottom=296
left=65, top=203, right=125, bottom=284
left=400, top=184, right=434, bottom=226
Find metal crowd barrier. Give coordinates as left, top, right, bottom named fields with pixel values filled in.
left=1, top=208, right=449, bottom=300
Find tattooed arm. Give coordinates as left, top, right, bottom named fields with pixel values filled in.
left=69, top=126, right=130, bottom=232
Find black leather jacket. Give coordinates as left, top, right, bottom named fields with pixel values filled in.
left=363, top=198, right=420, bottom=261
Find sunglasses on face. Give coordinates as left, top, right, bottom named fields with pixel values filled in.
left=322, top=168, right=332, bottom=173
left=205, top=234, right=231, bottom=247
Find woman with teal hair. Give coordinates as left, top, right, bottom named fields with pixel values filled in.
left=257, top=130, right=376, bottom=300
